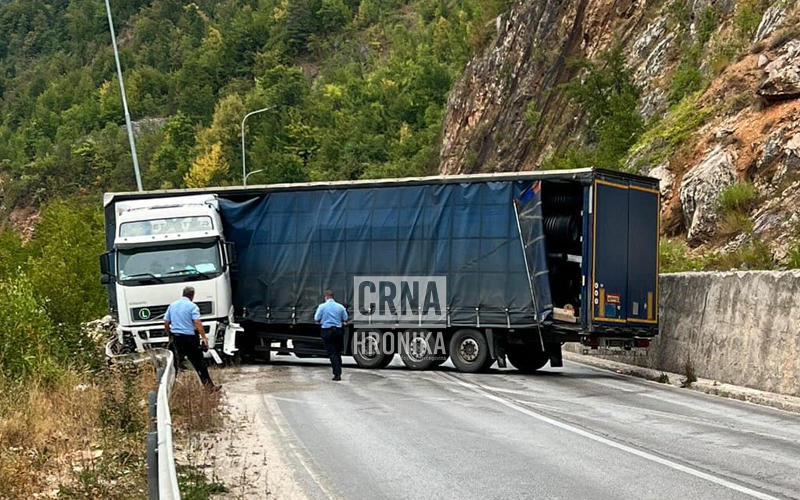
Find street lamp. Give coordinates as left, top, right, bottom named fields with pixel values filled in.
left=104, top=0, right=143, bottom=192
left=244, top=168, right=265, bottom=185
left=241, top=107, right=273, bottom=186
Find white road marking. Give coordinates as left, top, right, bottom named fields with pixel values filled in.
left=441, top=372, right=782, bottom=500
left=261, top=393, right=343, bottom=500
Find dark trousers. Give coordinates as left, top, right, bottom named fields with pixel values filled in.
left=321, top=327, right=344, bottom=376
left=172, top=334, right=213, bottom=387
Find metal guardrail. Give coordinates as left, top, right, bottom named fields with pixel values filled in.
left=155, top=348, right=180, bottom=500
left=107, top=341, right=180, bottom=500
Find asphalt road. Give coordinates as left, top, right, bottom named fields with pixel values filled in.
left=222, top=355, right=800, bottom=500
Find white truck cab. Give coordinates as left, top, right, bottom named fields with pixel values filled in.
left=100, top=194, right=240, bottom=356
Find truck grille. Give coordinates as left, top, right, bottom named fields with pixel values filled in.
left=131, top=301, right=213, bottom=322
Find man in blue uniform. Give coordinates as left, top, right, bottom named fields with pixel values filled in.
left=165, top=286, right=220, bottom=391
left=314, top=290, right=348, bottom=381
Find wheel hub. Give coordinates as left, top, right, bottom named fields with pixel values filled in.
left=408, top=337, right=429, bottom=361
left=459, top=338, right=479, bottom=363
left=357, top=333, right=380, bottom=359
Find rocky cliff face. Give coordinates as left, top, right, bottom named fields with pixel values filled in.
left=440, top=0, right=800, bottom=265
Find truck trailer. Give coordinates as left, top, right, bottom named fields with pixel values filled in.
left=100, top=168, right=659, bottom=373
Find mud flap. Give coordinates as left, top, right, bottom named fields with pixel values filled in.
left=547, top=343, right=563, bottom=368
left=223, top=323, right=240, bottom=356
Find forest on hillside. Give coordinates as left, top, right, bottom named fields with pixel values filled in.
left=0, top=0, right=511, bottom=208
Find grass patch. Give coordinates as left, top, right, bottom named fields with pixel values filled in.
left=628, top=93, right=713, bottom=171
left=719, top=211, right=754, bottom=236
left=657, top=372, right=670, bottom=384
left=170, top=371, right=224, bottom=433
left=177, top=464, right=228, bottom=500
left=718, top=182, right=758, bottom=213
left=787, top=239, right=800, bottom=268
left=659, top=238, right=708, bottom=272
left=716, top=182, right=758, bottom=236
left=0, top=366, right=151, bottom=499
left=706, top=239, right=776, bottom=270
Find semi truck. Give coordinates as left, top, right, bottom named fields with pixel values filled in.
left=100, top=168, right=660, bottom=373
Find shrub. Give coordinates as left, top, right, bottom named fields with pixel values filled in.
left=549, top=43, right=644, bottom=170
left=669, top=47, right=705, bottom=104
left=681, top=353, right=697, bottom=387
left=0, top=273, right=60, bottom=382
left=0, top=199, right=107, bottom=379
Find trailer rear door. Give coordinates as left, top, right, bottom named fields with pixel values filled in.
left=626, top=186, right=659, bottom=324
left=590, top=179, right=659, bottom=326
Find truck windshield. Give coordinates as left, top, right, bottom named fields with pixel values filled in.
left=118, top=242, right=221, bottom=284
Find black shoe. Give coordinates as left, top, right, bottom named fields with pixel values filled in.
left=332, top=375, right=341, bottom=381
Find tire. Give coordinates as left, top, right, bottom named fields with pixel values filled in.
left=507, top=345, right=549, bottom=373
left=352, top=330, right=394, bottom=369
left=449, top=329, right=490, bottom=373
left=399, top=330, right=445, bottom=370
left=238, top=335, right=271, bottom=364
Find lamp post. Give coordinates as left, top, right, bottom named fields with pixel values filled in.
left=241, top=107, right=273, bottom=186
left=104, top=0, right=143, bottom=192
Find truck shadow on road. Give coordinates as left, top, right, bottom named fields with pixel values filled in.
left=249, top=356, right=615, bottom=381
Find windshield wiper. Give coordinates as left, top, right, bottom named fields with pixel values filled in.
left=165, top=267, right=211, bottom=280
left=123, top=272, right=164, bottom=283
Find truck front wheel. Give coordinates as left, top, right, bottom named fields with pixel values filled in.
left=352, top=330, right=394, bottom=369
left=507, top=345, right=549, bottom=373
left=449, top=329, right=490, bottom=373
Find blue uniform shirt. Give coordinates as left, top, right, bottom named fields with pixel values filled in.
left=165, top=297, right=201, bottom=335
left=314, top=299, right=348, bottom=328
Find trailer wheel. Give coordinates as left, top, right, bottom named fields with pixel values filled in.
left=352, top=330, right=393, bottom=369
left=399, top=330, right=444, bottom=370
left=507, top=346, right=549, bottom=373
left=449, top=329, right=490, bottom=373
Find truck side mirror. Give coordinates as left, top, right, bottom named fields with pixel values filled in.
left=99, top=251, right=115, bottom=283
left=224, top=242, right=238, bottom=272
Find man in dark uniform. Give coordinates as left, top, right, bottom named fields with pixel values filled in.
left=165, top=286, right=221, bottom=391
left=314, top=289, right=348, bottom=381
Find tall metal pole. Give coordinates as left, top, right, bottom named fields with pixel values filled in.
left=104, top=0, right=143, bottom=192
left=241, top=107, right=272, bottom=186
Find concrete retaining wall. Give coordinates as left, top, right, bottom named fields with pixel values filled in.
left=567, top=271, right=800, bottom=397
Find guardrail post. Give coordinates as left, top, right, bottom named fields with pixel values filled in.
left=147, top=390, right=159, bottom=499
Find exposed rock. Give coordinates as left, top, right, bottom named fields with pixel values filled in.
left=8, top=205, right=40, bottom=242
left=758, top=40, right=800, bottom=101
left=631, top=18, right=666, bottom=59
left=773, top=132, right=800, bottom=183
left=647, top=163, right=674, bottom=200
left=635, top=33, right=675, bottom=87
left=679, top=145, right=738, bottom=244
left=757, top=128, right=786, bottom=172
left=439, top=0, right=648, bottom=174
left=124, top=117, right=167, bottom=137
left=82, top=315, right=117, bottom=344
left=639, top=88, right=667, bottom=121
left=753, top=5, right=786, bottom=43
left=758, top=54, right=769, bottom=68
